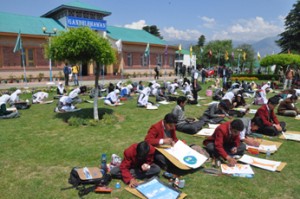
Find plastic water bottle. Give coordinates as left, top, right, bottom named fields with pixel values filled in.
left=115, top=182, right=121, bottom=189
left=266, top=149, right=271, bottom=159
left=100, top=153, right=107, bottom=174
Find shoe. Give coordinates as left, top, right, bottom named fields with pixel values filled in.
left=162, top=172, right=174, bottom=179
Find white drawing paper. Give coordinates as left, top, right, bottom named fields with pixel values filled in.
left=196, top=128, right=215, bottom=136
left=221, top=164, right=254, bottom=175
left=239, top=154, right=281, bottom=172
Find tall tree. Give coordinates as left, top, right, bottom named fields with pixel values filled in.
left=197, top=35, right=206, bottom=47
left=276, top=1, right=300, bottom=54
left=234, top=44, right=255, bottom=72
left=47, top=27, right=116, bottom=120
left=143, top=25, right=163, bottom=39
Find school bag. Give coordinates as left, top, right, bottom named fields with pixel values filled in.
left=62, top=167, right=111, bottom=197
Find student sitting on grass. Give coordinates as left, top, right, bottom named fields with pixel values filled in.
left=254, top=96, right=286, bottom=136
left=9, top=89, right=22, bottom=105
left=32, top=91, right=49, bottom=104
left=203, top=119, right=246, bottom=166
left=277, top=94, right=299, bottom=117
left=145, top=113, right=209, bottom=171
left=69, top=86, right=87, bottom=104
left=104, top=89, right=121, bottom=106
left=137, top=87, right=153, bottom=108
left=56, top=82, right=67, bottom=95
left=239, top=117, right=263, bottom=147
left=172, top=96, right=206, bottom=134
left=55, top=95, right=76, bottom=112
left=110, top=141, right=160, bottom=188
left=0, top=95, right=19, bottom=119
left=199, top=99, right=232, bottom=124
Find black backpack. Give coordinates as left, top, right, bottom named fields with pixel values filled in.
left=62, top=167, right=112, bottom=197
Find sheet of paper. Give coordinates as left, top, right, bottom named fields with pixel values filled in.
left=136, top=178, right=180, bottom=199
left=233, top=108, right=247, bottom=112
left=208, top=124, right=220, bottom=129
left=247, top=145, right=277, bottom=153
left=283, top=133, right=300, bottom=141
left=221, top=164, right=254, bottom=175
left=196, top=128, right=215, bottom=136
left=158, top=101, right=170, bottom=105
left=239, top=154, right=281, bottom=172
left=249, top=109, right=257, bottom=114
left=165, top=140, right=207, bottom=168
left=146, top=105, right=158, bottom=110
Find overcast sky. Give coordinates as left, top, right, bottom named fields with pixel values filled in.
left=1, top=0, right=296, bottom=42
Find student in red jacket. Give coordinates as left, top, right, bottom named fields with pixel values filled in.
left=254, top=96, right=286, bottom=136
left=145, top=113, right=209, bottom=171
left=110, top=141, right=160, bottom=188
left=203, top=119, right=245, bottom=166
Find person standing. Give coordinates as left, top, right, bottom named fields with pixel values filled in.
left=189, top=65, right=201, bottom=104
left=154, top=64, right=160, bottom=80
left=284, top=67, right=294, bottom=89
left=72, top=64, right=79, bottom=86
left=63, top=62, right=71, bottom=86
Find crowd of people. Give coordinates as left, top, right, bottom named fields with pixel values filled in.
left=1, top=64, right=299, bottom=190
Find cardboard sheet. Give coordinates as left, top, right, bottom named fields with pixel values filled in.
left=125, top=186, right=187, bottom=199
left=248, top=139, right=283, bottom=153
left=77, top=167, right=103, bottom=180
left=39, top=100, right=54, bottom=104
left=239, top=154, right=286, bottom=172
left=146, top=105, right=158, bottom=110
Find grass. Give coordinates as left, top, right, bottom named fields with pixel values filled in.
left=0, top=81, right=300, bottom=199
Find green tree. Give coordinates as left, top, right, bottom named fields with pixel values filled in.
left=201, top=40, right=233, bottom=67
left=143, top=25, right=163, bottom=39
left=260, top=54, right=300, bottom=73
left=197, top=35, right=206, bottom=47
left=47, top=27, right=116, bottom=120
left=276, top=1, right=300, bottom=54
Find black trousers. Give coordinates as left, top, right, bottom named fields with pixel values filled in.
left=257, top=122, right=286, bottom=136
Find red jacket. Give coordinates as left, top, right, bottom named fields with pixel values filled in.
left=144, top=120, right=178, bottom=146
left=255, top=104, right=279, bottom=126
left=119, top=143, right=155, bottom=184
left=203, top=121, right=240, bottom=159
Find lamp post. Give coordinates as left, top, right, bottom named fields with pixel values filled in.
left=42, top=27, right=57, bottom=82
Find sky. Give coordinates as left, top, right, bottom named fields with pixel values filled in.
left=1, top=0, right=296, bottom=43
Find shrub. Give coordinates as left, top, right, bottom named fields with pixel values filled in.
left=68, top=116, right=88, bottom=126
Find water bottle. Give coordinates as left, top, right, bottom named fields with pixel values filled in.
left=115, top=182, right=121, bottom=189
left=266, top=149, right=271, bottom=159
left=100, top=153, right=107, bottom=174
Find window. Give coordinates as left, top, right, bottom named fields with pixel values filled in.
left=141, top=54, right=148, bottom=67
left=127, top=53, right=132, bottom=67
left=169, top=55, right=174, bottom=67
left=156, top=54, right=162, bottom=66
left=25, top=49, right=34, bottom=67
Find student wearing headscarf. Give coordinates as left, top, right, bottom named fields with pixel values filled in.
left=32, top=92, right=49, bottom=104
left=104, top=89, right=120, bottom=106
left=69, top=86, right=86, bottom=104
left=137, top=87, right=152, bottom=107
left=0, top=95, right=19, bottom=119
left=56, top=82, right=67, bottom=95
left=9, top=89, right=22, bottom=105
left=56, top=95, right=75, bottom=112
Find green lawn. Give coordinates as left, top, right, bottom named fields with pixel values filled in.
left=0, top=82, right=299, bottom=199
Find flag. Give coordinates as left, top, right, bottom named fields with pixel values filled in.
left=208, top=49, right=212, bottom=58
left=144, top=43, right=150, bottom=57
left=243, top=51, right=246, bottom=60
left=13, top=31, right=23, bottom=53
left=189, top=46, right=193, bottom=58
left=224, top=51, right=229, bottom=61
left=257, top=51, right=261, bottom=60
left=178, top=44, right=182, bottom=53
left=115, top=39, right=122, bottom=53
left=164, top=45, right=168, bottom=55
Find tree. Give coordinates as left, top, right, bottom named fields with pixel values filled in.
left=234, top=44, right=255, bottom=73
left=276, top=1, right=300, bottom=54
left=47, top=27, right=116, bottom=120
left=197, top=35, right=205, bottom=47
left=260, top=54, right=300, bottom=73
left=143, top=25, right=163, bottom=39
left=201, top=40, right=233, bottom=67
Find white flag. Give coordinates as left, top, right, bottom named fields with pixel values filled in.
left=115, top=39, right=122, bottom=53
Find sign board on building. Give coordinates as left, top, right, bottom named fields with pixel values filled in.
left=66, top=16, right=107, bottom=31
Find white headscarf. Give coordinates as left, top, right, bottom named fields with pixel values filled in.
left=10, top=89, right=22, bottom=103
left=0, top=94, right=11, bottom=103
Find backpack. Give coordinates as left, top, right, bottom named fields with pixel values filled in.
left=63, top=167, right=112, bottom=197
left=63, top=66, right=70, bottom=75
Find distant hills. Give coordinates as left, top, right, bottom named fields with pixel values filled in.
left=166, top=36, right=282, bottom=57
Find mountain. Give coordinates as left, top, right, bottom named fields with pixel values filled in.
left=251, top=36, right=281, bottom=57
left=166, top=36, right=281, bottom=57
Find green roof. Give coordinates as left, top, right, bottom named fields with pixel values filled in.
left=0, top=12, right=65, bottom=35
left=107, top=26, right=167, bottom=45
left=42, top=1, right=111, bottom=17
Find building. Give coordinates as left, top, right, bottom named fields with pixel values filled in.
left=0, top=1, right=177, bottom=82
